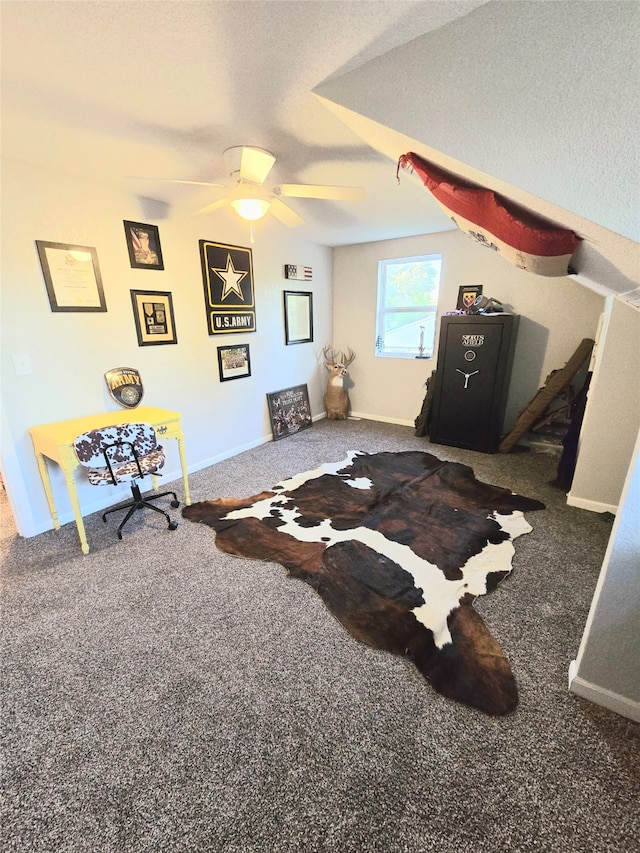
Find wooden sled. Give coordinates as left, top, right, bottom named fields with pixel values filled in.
left=499, top=338, right=594, bottom=453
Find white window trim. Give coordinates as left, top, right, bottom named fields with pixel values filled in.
left=375, top=253, right=442, bottom=360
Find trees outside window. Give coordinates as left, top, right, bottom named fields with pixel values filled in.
left=375, top=254, right=442, bottom=359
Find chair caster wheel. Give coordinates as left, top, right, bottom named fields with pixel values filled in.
left=170, top=499, right=180, bottom=508
left=168, top=521, right=179, bottom=531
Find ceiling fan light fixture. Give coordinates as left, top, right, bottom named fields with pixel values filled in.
left=230, top=197, right=271, bottom=221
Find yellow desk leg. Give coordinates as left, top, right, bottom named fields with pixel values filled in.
left=63, top=471, right=90, bottom=555
left=177, top=437, right=191, bottom=505
left=35, top=453, right=60, bottom=530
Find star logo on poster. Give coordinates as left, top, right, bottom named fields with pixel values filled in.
left=212, top=254, right=248, bottom=301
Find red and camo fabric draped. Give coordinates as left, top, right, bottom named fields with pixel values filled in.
left=397, top=152, right=582, bottom=277
left=73, top=423, right=165, bottom=484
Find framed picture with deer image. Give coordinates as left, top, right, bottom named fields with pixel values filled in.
left=283, top=290, right=313, bottom=345
left=266, top=384, right=312, bottom=441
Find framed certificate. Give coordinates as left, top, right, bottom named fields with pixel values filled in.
left=35, top=241, right=107, bottom=312
left=283, top=290, right=313, bottom=345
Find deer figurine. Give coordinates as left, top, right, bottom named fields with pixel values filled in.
left=322, top=345, right=356, bottom=420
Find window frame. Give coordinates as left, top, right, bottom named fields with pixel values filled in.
left=375, top=253, right=442, bottom=360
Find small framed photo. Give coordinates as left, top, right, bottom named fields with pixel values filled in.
left=35, top=241, right=107, bottom=312
left=266, top=384, right=312, bottom=441
left=283, top=290, right=313, bottom=345
left=130, top=290, right=177, bottom=346
left=217, top=344, right=251, bottom=382
left=124, top=221, right=164, bottom=270
left=456, top=284, right=483, bottom=310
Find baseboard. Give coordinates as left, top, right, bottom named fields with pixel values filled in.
left=188, top=436, right=271, bottom=474
left=566, top=493, right=618, bottom=515
left=568, top=663, right=640, bottom=723
left=28, top=419, right=333, bottom=537
left=350, top=411, right=415, bottom=428
left=27, top=413, right=415, bottom=537
left=29, top=464, right=195, bottom=535
left=187, top=409, right=420, bottom=477
left=28, top=480, right=168, bottom=536
left=189, top=412, right=328, bottom=473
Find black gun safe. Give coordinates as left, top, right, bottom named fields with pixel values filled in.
left=429, top=314, right=519, bottom=453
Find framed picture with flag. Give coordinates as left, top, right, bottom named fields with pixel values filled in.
left=123, top=221, right=164, bottom=270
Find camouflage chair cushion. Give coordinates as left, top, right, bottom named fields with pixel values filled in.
left=73, top=422, right=165, bottom=485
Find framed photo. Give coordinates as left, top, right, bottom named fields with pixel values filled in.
left=283, top=290, right=313, bottom=345
left=266, top=384, right=312, bottom=441
left=217, top=343, right=251, bottom=382
left=456, top=284, right=483, bottom=311
left=35, top=241, right=107, bottom=312
left=130, top=290, right=177, bottom=346
left=123, top=221, right=164, bottom=270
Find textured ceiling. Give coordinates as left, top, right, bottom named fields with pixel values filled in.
left=3, top=0, right=637, bottom=299
left=1, top=0, right=488, bottom=246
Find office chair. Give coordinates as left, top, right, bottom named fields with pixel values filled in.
left=73, top=422, right=179, bottom=540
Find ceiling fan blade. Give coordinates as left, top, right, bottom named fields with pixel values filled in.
left=241, top=148, right=276, bottom=184
left=192, top=198, right=230, bottom=216
left=270, top=197, right=304, bottom=227
left=224, top=146, right=276, bottom=185
left=129, top=177, right=226, bottom=187
left=276, top=184, right=365, bottom=201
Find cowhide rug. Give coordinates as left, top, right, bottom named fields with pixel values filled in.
left=183, top=450, right=545, bottom=715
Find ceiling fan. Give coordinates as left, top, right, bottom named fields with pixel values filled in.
left=134, top=146, right=365, bottom=228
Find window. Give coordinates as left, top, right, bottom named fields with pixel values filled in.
left=375, top=254, right=442, bottom=359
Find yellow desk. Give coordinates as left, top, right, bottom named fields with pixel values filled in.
left=28, top=406, right=191, bottom=554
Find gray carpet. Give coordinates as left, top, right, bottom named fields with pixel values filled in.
left=1, top=419, right=638, bottom=853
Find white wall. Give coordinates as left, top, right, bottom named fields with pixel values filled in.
left=569, top=427, right=640, bottom=723
left=569, top=298, right=640, bottom=513
left=0, top=158, right=332, bottom=538
left=333, top=230, right=603, bottom=429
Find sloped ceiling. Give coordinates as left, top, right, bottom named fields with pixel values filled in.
left=316, top=0, right=640, bottom=297
left=1, top=0, right=638, bottom=296
left=318, top=0, right=640, bottom=243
